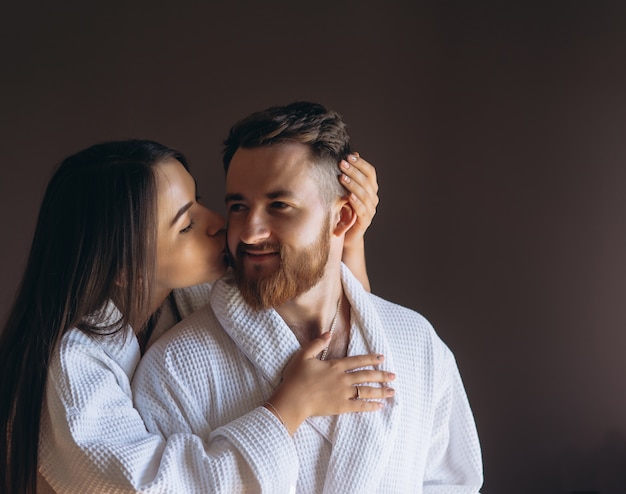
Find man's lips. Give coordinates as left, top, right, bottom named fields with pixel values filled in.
left=242, top=250, right=279, bottom=261
left=234, top=242, right=281, bottom=266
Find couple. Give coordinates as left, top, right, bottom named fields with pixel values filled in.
left=1, top=102, right=482, bottom=492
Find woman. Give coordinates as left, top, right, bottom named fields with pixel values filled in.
left=0, top=140, right=392, bottom=493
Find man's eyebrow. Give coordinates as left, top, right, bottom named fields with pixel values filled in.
left=225, top=193, right=244, bottom=203
left=171, top=202, right=193, bottom=226
left=267, top=190, right=294, bottom=200
left=225, top=190, right=295, bottom=203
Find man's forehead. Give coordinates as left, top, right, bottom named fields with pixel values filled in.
left=226, top=144, right=318, bottom=193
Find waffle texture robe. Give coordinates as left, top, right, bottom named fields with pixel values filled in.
left=38, top=284, right=298, bottom=493
left=133, top=265, right=483, bottom=493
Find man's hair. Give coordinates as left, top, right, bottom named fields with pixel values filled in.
left=222, top=101, right=352, bottom=203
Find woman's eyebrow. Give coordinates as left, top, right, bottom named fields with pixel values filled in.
left=171, top=202, right=193, bottom=226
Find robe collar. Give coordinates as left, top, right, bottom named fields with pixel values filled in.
left=210, top=264, right=401, bottom=493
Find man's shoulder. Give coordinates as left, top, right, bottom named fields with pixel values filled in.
left=172, top=283, right=213, bottom=318
left=146, top=303, right=222, bottom=360
left=136, top=303, right=233, bottom=394
left=343, top=264, right=435, bottom=336
left=364, top=292, right=453, bottom=359
left=368, top=292, right=433, bottom=329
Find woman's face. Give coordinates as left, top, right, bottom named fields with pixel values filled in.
left=153, top=159, right=226, bottom=298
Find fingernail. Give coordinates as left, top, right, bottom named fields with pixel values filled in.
left=386, top=388, right=395, bottom=395
left=377, top=355, right=384, bottom=361
left=387, top=372, right=396, bottom=380
left=342, top=174, right=351, bottom=184
left=349, top=154, right=358, bottom=162
left=340, top=160, right=350, bottom=170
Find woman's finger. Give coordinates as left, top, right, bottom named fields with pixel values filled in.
left=347, top=369, right=396, bottom=385
left=350, top=384, right=396, bottom=401
left=299, top=332, right=332, bottom=359
left=331, top=353, right=385, bottom=371
left=340, top=154, right=378, bottom=194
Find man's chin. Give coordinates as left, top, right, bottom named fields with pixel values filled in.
left=241, top=260, right=279, bottom=280
left=237, top=284, right=273, bottom=311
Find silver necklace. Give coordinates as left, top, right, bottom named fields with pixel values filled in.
left=319, top=296, right=342, bottom=361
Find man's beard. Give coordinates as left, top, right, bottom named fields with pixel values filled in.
left=232, top=216, right=331, bottom=311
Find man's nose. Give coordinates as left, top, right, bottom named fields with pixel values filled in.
left=238, top=210, right=270, bottom=244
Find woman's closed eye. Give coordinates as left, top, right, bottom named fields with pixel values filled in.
left=179, top=220, right=195, bottom=233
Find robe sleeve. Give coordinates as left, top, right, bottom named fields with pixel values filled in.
left=132, top=329, right=299, bottom=494
left=40, top=328, right=298, bottom=494
left=423, top=348, right=484, bottom=493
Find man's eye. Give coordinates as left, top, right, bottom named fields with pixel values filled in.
left=229, top=203, right=247, bottom=212
left=270, top=202, right=289, bottom=209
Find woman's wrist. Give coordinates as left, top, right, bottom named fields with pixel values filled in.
left=263, top=401, right=291, bottom=435
left=265, top=386, right=309, bottom=437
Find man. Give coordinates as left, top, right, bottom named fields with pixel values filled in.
left=133, top=102, right=483, bottom=493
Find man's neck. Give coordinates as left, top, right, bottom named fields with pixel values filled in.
left=274, top=268, right=345, bottom=344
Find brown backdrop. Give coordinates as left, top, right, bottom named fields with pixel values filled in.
left=2, top=2, right=626, bottom=492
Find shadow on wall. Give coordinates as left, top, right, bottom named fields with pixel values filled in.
left=559, top=429, right=626, bottom=494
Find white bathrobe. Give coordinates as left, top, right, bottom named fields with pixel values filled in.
left=38, top=283, right=298, bottom=493
left=133, top=266, right=483, bottom=493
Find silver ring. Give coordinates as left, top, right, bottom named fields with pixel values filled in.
left=354, top=386, right=361, bottom=400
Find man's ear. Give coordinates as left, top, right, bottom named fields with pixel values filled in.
left=332, top=200, right=357, bottom=237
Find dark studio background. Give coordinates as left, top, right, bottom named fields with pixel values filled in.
left=2, top=2, right=626, bottom=492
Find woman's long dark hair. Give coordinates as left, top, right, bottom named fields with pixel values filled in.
left=0, top=139, right=188, bottom=493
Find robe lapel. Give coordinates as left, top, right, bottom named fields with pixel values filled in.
left=322, top=265, right=401, bottom=493
left=209, top=274, right=300, bottom=389
left=210, top=267, right=402, bottom=492
left=210, top=274, right=340, bottom=442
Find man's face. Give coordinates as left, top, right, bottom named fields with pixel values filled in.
left=225, top=142, right=332, bottom=310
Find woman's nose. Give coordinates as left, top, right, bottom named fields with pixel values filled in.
left=204, top=208, right=225, bottom=235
